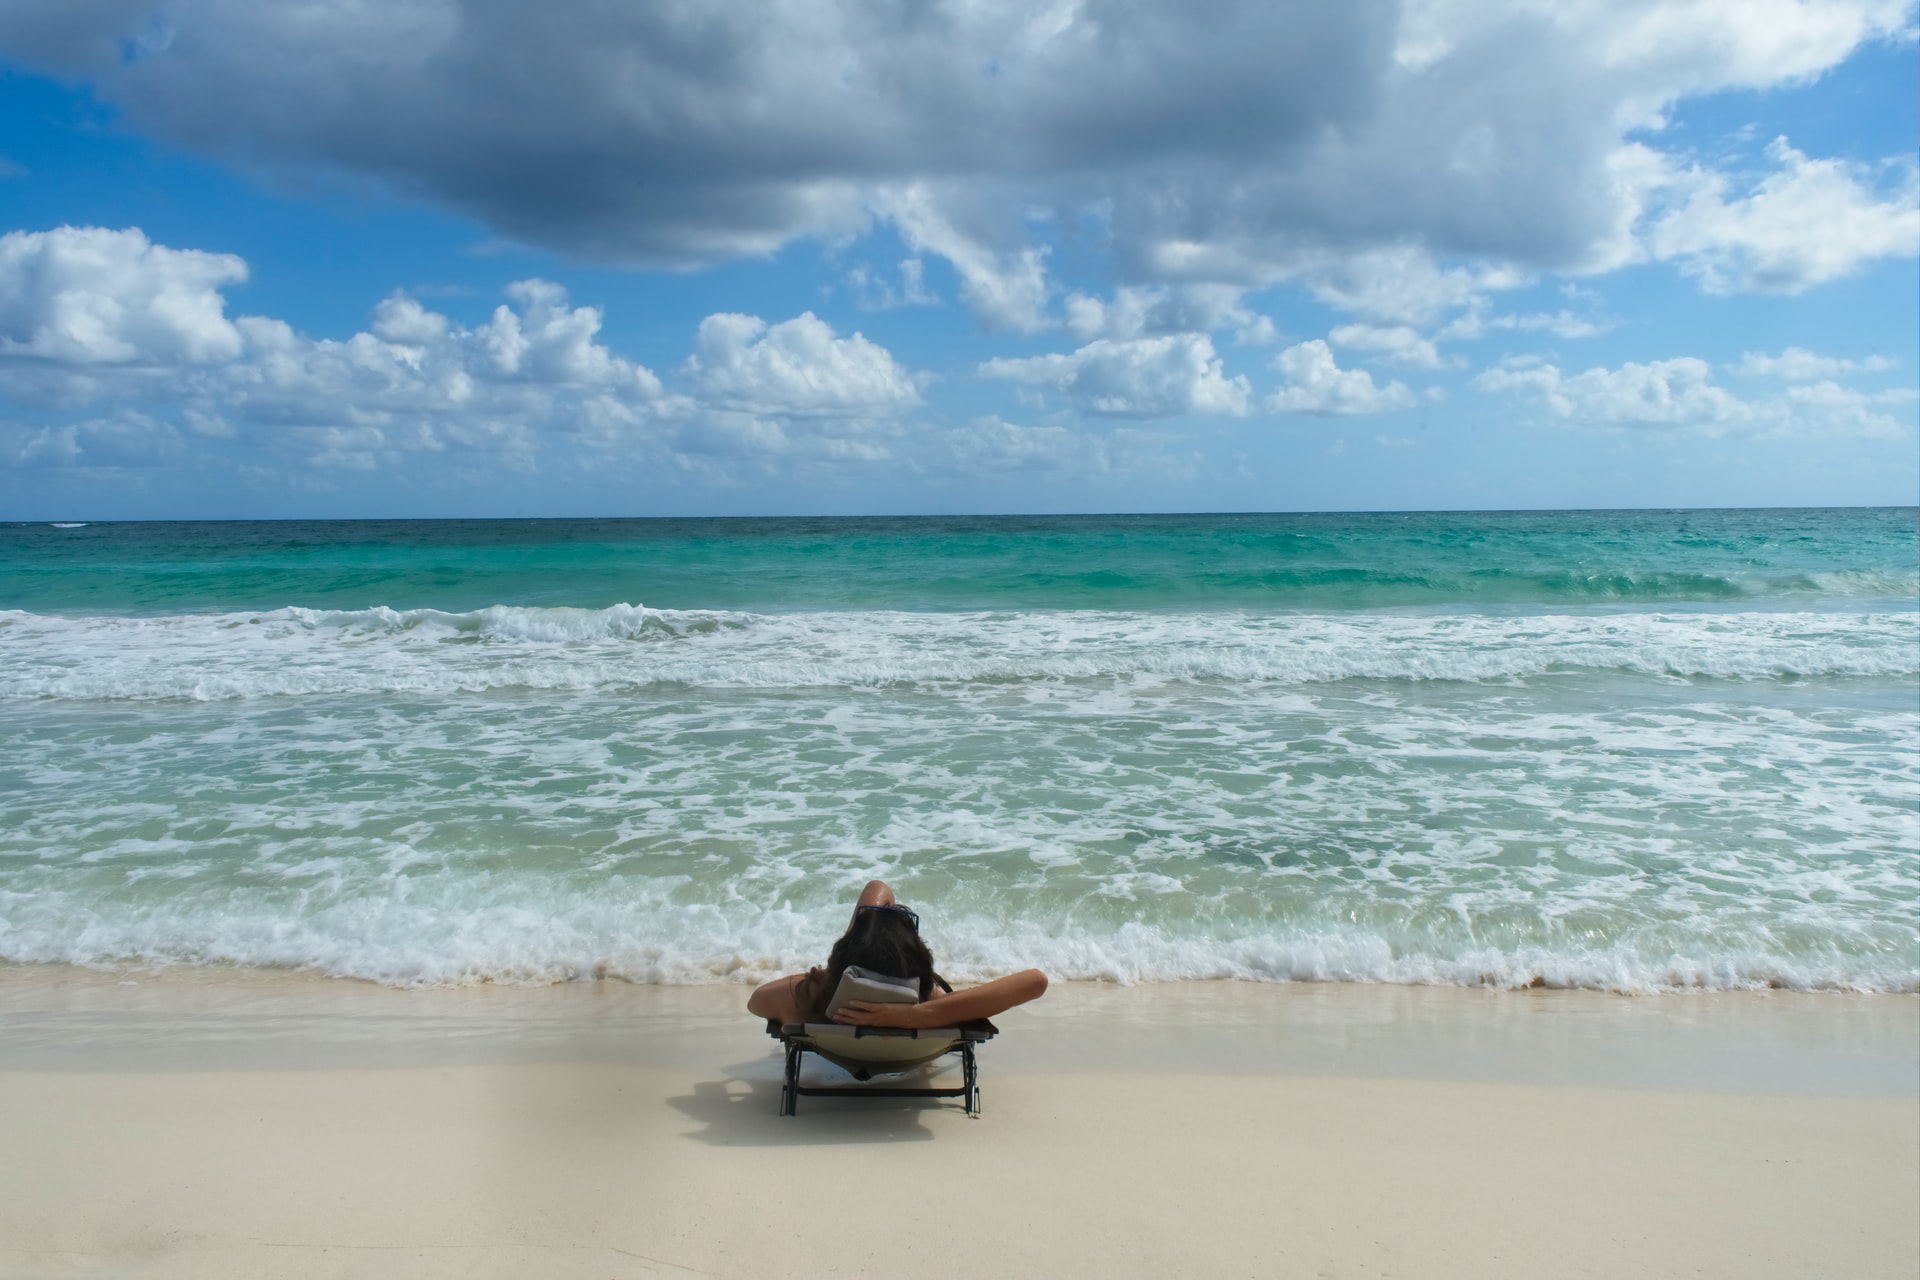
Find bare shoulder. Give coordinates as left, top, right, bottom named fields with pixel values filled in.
left=747, top=972, right=808, bottom=1025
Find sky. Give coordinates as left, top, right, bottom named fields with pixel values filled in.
left=0, top=0, right=1915, bottom=520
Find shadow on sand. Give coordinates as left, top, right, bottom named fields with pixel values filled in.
left=667, top=1054, right=977, bottom=1147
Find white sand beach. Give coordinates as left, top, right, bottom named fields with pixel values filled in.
left=1, top=969, right=1914, bottom=1279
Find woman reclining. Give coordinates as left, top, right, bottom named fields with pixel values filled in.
left=747, top=879, right=1048, bottom=1028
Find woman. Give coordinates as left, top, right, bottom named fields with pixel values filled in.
left=747, top=879, right=1048, bottom=1028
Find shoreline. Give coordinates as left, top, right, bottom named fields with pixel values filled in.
left=3, top=965, right=1914, bottom=1277
left=1, top=962, right=1915, bottom=1093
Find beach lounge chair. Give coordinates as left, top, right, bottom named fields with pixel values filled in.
left=767, top=966, right=996, bottom=1117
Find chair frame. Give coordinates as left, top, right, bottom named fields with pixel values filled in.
left=771, top=1023, right=993, bottom=1117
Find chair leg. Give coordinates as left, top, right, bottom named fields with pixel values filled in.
left=781, top=1045, right=802, bottom=1116
left=962, top=1044, right=980, bottom=1118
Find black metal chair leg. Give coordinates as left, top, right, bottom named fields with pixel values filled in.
left=962, top=1044, right=980, bottom=1117
left=781, top=1045, right=802, bottom=1116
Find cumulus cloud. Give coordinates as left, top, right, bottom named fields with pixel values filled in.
left=980, top=333, right=1251, bottom=418
left=185, top=281, right=671, bottom=469
left=683, top=312, right=920, bottom=416
left=0, top=225, right=983, bottom=480
left=1646, top=138, right=1920, bottom=292
left=3, top=2, right=1912, bottom=332
left=1268, top=340, right=1418, bottom=415
left=0, top=225, right=247, bottom=368
left=1475, top=353, right=1911, bottom=436
left=1296, top=247, right=1529, bottom=327
left=0, top=226, right=1209, bottom=486
left=1327, top=323, right=1446, bottom=369
left=1477, top=356, right=1739, bottom=424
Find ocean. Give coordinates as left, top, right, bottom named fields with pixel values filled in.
left=1, top=508, right=1914, bottom=992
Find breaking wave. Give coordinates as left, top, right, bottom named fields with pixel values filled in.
left=2, top=603, right=1913, bottom=701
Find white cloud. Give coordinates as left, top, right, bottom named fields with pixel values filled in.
left=1476, top=356, right=1739, bottom=423
left=0, top=225, right=247, bottom=366
left=369, top=294, right=450, bottom=347
left=5, top=2, right=1913, bottom=329
left=476, top=280, right=660, bottom=390
left=1062, top=284, right=1263, bottom=342
left=1646, top=138, right=1920, bottom=293
left=1268, top=340, right=1418, bottom=415
left=1233, top=314, right=1281, bottom=346
left=1731, top=346, right=1898, bottom=378
left=878, top=186, right=1052, bottom=333
left=1475, top=353, right=1911, bottom=437
left=1327, top=323, right=1446, bottom=369
left=980, top=333, right=1252, bottom=418
left=683, top=311, right=920, bottom=416
left=0, top=227, right=960, bottom=476
left=1294, top=247, right=1528, bottom=327
left=1582, top=0, right=1917, bottom=88
left=1778, top=378, right=1919, bottom=436
left=196, top=281, right=668, bottom=469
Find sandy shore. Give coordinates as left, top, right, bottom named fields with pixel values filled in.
left=1, top=969, right=1914, bottom=1279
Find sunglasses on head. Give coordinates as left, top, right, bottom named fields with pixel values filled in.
left=856, top=903, right=920, bottom=932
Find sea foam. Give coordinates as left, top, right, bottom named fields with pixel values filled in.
left=3, top=892, right=1911, bottom=993
left=2, top=604, right=1913, bottom=701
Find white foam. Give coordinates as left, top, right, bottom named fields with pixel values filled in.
left=2, top=891, right=1911, bottom=993
left=3, top=601, right=1911, bottom=996
left=1, top=604, right=1913, bottom=701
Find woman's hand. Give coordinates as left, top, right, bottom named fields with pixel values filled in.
left=830, top=999, right=923, bottom=1028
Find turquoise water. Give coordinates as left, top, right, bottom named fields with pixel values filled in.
left=1, top=509, right=1915, bottom=990
left=5, top=508, right=1915, bottom=614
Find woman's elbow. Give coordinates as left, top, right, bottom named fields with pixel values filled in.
left=1023, top=968, right=1049, bottom=1001
left=747, top=977, right=787, bottom=1020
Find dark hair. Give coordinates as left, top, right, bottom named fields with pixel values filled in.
left=794, top=908, right=938, bottom=1020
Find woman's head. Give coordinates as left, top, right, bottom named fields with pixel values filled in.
left=825, top=905, right=937, bottom=1001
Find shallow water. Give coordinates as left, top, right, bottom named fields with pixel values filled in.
left=2, top=509, right=1914, bottom=991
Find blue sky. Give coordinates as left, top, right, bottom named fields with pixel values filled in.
left=1, top=1, right=1915, bottom=519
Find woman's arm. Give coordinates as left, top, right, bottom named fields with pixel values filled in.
left=832, top=968, right=1048, bottom=1028
left=746, top=973, right=806, bottom=1025
left=847, top=878, right=895, bottom=930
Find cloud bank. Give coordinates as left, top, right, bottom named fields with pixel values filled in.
left=2, top=0, right=1913, bottom=336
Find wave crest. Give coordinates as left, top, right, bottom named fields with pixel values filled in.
left=2, top=603, right=1914, bottom=700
